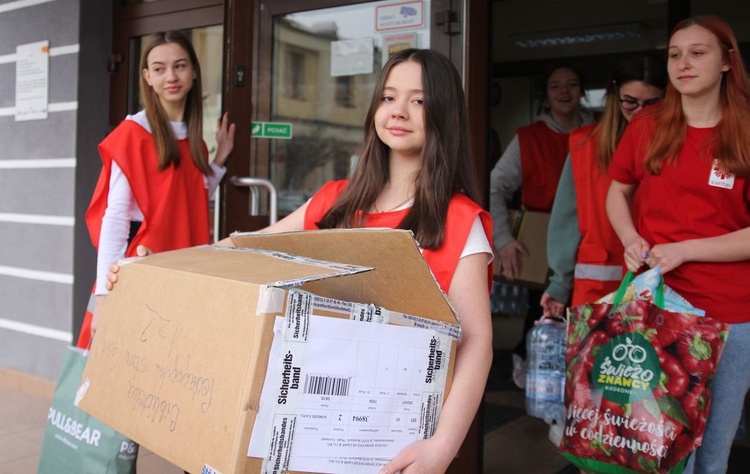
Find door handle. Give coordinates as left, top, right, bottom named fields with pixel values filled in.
left=229, top=176, right=278, bottom=225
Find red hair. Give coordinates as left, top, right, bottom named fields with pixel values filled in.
left=645, top=15, right=750, bottom=177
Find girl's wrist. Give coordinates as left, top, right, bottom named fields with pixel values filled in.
left=622, top=232, right=642, bottom=249
left=429, top=425, right=462, bottom=459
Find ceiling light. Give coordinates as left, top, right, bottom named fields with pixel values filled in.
left=513, top=23, right=644, bottom=48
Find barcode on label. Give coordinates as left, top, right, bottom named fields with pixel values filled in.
left=303, top=374, right=351, bottom=396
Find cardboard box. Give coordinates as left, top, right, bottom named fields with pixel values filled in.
left=493, top=210, right=551, bottom=288
left=76, top=229, right=458, bottom=474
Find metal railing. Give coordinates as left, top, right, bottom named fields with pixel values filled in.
left=228, top=176, right=278, bottom=224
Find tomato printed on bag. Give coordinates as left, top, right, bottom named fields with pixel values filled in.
left=558, top=270, right=729, bottom=474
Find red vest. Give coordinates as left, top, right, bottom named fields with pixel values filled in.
left=569, top=125, right=625, bottom=305
left=517, top=121, right=570, bottom=211
left=77, top=120, right=210, bottom=348
left=86, top=120, right=210, bottom=254
left=304, top=180, right=493, bottom=294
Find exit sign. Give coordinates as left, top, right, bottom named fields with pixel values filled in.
left=251, top=122, right=292, bottom=139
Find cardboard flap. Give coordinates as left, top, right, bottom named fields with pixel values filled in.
left=230, top=229, right=458, bottom=325
left=130, top=245, right=373, bottom=287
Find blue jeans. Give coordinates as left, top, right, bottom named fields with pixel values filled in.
left=684, top=321, right=750, bottom=474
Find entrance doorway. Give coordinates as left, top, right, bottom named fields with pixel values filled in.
left=223, top=0, right=471, bottom=234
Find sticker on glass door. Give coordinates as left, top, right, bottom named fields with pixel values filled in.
left=251, top=122, right=293, bottom=139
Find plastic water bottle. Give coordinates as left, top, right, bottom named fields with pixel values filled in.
left=525, top=317, right=566, bottom=420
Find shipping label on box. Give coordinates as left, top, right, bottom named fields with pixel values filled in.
left=248, top=307, right=452, bottom=473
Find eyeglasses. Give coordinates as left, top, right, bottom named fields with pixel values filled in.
left=619, top=97, right=661, bottom=112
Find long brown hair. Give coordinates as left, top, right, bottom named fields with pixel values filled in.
left=316, top=49, right=479, bottom=249
left=139, top=31, right=211, bottom=174
left=645, top=15, right=750, bottom=176
left=593, top=55, right=667, bottom=172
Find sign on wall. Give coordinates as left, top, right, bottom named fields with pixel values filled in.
left=15, top=40, right=49, bottom=121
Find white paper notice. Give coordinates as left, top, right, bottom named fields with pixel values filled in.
left=248, top=306, right=451, bottom=474
left=15, top=41, right=49, bottom=121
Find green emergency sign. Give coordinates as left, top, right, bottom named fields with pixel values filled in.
left=251, top=122, right=293, bottom=139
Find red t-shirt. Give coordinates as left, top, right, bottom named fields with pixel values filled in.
left=609, top=113, right=750, bottom=323
left=303, top=180, right=492, bottom=294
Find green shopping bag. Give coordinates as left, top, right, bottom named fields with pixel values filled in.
left=38, top=346, right=137, bottom=474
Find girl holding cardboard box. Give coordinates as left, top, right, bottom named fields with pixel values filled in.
left=107, top=48, right=493, bottom=473
left=488, top=62, right=595, bottom=389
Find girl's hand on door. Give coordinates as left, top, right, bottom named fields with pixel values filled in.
left=213, top=112, right=236, bottom=167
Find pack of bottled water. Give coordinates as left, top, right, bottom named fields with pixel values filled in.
left=525, top=317, right=566, bottom=420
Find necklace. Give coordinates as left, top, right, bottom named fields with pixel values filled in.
left=372, top=195, right=414, bottom=213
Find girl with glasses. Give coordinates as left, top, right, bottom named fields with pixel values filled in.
left=541, top=55, right=667, bottom=318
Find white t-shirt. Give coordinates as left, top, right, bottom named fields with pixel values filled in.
left=463, top=215, right=493, bottom=262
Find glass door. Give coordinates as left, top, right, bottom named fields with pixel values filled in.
left=227, top=0, right=461, bottom=228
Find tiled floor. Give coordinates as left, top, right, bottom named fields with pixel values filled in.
left=0, top=362, right=184, bottom=474
left=0, top=381, right=183, bottom=474
left=483, top=389, right=571, bottom=473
